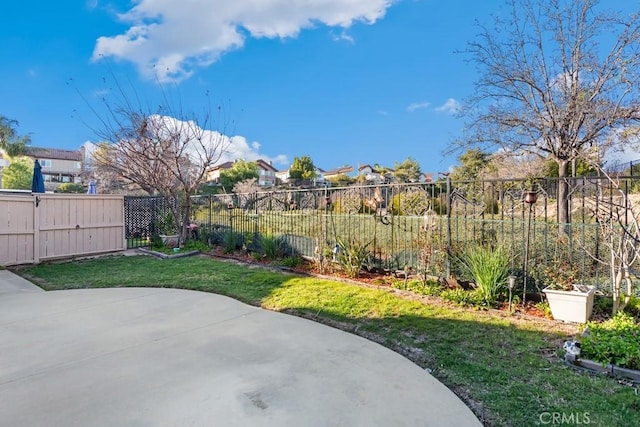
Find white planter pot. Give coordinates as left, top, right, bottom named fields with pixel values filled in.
left=543, top=286, right=595, bottom=323
left=159, top=234, right=180, bottom=248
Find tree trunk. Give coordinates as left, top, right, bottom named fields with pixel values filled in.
left=557, top=160, right=570, bottom=234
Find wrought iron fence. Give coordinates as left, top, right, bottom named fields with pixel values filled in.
left=124, top=196, right=175, bottom=248
left=124, top=175, right=640, bottom=294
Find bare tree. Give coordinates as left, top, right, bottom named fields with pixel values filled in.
left=457, top=0, right=640, bottom=228
left=92, top=84, right=229, bottom=243
left=578, top=161, right=640, bottom=315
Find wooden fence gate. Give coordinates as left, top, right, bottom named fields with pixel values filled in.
left=0, top=194, right=125, bottom=266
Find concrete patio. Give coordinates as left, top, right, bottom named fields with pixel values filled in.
left=0, top=273, right=481, bottom=426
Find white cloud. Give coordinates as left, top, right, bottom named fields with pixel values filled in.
left=331, top=29, right=355, bottom=44
left=435, top=98, right=461, bottom=115
left=221, top=135, right=288, bottom=167
left=114, top=115, right=288, bottom=168
left=407, top=101, right=430, bottom=112
left=93, top=0, right=392, bottom=83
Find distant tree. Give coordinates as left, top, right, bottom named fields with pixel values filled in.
left=2, top=156, right=33, bottom=189
left=327, top=173, right=355, bottom=187
left=542, top=157, right=596, bottom=178
left=393, top=157, right=422, bottom=183
left=233, top=178, right=262, bottom=194
left=56, top=182, right=87, bottom=193
left=449, top=148, right=491, bottom=182
left=458, top=0, right=640, bottom=226
left=0, top=116, right=30, bottom=157
left=483, top=152, right=546, bottom=180
left=289, top=155, right=317, bottom=183
left=219, top=160, right=259, bottom=192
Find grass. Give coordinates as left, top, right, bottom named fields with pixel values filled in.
left=13, top=254, right=640, bottom=427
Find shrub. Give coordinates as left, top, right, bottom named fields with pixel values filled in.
left=580, top=312, right=640, bottom=370
left=457, top=244, right=511, bottom=306
left=260, top=234, right=284, bottom=260
left=336, top=237, right=372, bottom=278
left=56, top=183, right=87, bottom=193
left=182, top=239, right=209, bottom=252
left=222, top=229, right=243, bottom=254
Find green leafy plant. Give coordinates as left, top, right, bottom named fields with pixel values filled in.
left=457, top=244, right=511, bottom=306
left=580, top=312, right=640, bottom=370
left=440, top=288, right=486, bottom=307
left=182, top=239, right=209, bottom=252
left=391, top=278, right=443, bottom=297
left=535, top=301, right=552, bottom=318
left=155, top=211, right=176, bottom=236
left=336, top=237, right=373, bottom=278
left=279, top=256, right=304, bottom=268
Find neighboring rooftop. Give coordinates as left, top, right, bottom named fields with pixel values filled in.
left=26, top=147, right=82, bottom=162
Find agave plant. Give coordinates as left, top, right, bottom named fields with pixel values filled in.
left=336, top=237, right=373, bottom=278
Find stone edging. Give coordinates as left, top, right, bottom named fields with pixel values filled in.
left=137, top=248, right=201, bottom=260
left=565, top=353, right=640, bottom=383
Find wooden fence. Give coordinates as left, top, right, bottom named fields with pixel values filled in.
left=0, top=194, right=125, bottom=266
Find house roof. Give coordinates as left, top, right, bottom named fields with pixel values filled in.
left=26, top=147, right=82, bottom=161
left=206, top=161, right=234, bottom=172
left=256, top=159, right=278, bottom=172
left=207, top=159, right=278, bottom=173
left=358, top=164, right=394, bottom=173
left=324, top=165, right=354, bottom=176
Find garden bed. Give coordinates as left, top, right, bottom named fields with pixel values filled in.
left=206, top=247, right=554, bottom=320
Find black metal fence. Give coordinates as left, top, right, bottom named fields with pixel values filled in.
left=124, top=196, right=175, bottom=247
left=124, top=175, right=640, bottom=293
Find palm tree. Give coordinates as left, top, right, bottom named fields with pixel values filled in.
left=0, top=116, right=31, bottom=157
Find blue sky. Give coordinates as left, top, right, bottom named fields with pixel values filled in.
left=1, top=0, right=633, bottom=175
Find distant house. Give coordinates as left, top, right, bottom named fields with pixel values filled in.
left=255, top=159, right=277, bottom=187
left=0, top=152, right=8, bottom=169
left=205, top=159, right=277, bottom=187
left=24, top=147, right=83, bottom=190
left=357, top=164, right=394, bottom=184
left=80, top=141, right=99, bottom=173
left=275, top=169, right=290, bottom=185
left=323, top=165, right=354, bottom=181
left=276, top=167, right=326, bottom=187
left=205, top=161, right=235, bottom=183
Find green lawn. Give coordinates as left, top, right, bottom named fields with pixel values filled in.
left=13, top=254, right=639, bottom=427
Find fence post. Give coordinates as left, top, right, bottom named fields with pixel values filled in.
left=33, top=195, right=40, bottom=264
left=446, top=175, right=452, bottom=278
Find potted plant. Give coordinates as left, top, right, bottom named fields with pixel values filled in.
left=541, top=263, right=595, bottom=323
left=156, top=211, right=179, bottom=248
